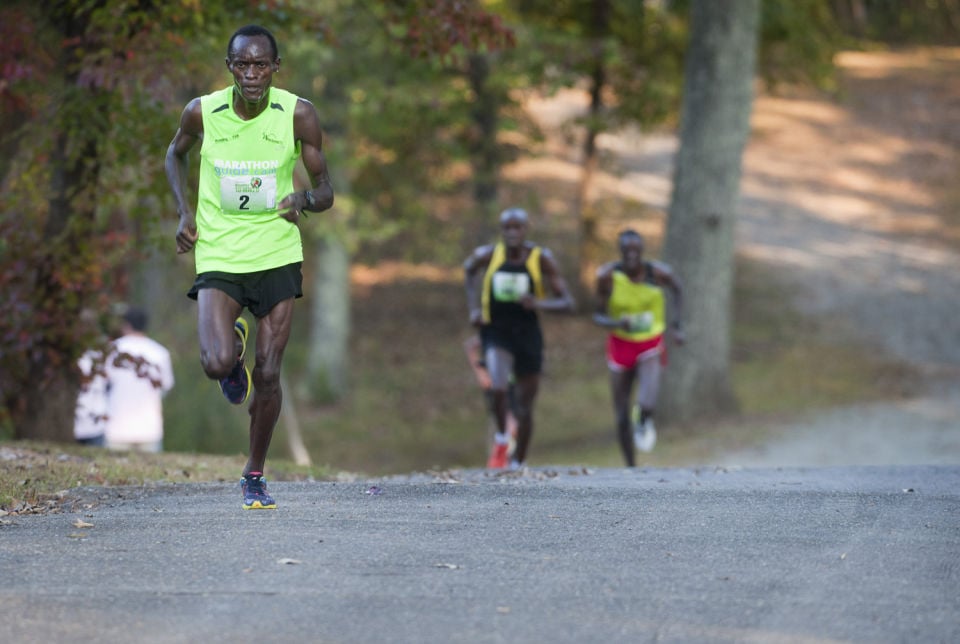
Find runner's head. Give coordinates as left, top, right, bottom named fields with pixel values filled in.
left=121, top=306, right=149, bottom=333
left=227, top=25, right=279, bottom=59
left=226, top=25, right=281, bottom=107
left=618, top=229, right=644, bottom=270
left=499, top=208, right=529, bottom=248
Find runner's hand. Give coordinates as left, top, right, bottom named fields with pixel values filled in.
left=176, top=215, right=198, bottom=254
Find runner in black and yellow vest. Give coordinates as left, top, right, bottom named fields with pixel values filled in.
left=593, top=230, right=685, bottom=466
left=464, top=208, right=576, bottom=469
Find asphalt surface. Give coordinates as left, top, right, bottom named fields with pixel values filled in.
left=2, top=465, right=958, bottom=643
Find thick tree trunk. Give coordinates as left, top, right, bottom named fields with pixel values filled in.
left=306, top=234, right=350, bottom=403
left=659, top=0, right=760, bottom=425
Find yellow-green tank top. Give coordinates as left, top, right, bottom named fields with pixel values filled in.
left=196, top=86, right=302, bottom=273
left=608, top=269, right=666, bottom=341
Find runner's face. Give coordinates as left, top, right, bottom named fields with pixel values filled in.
left=500, top=217, right=527, bottom=249
left=227, top=35, right=278, bottom=106
left=620, top=237, right=644, bottom=271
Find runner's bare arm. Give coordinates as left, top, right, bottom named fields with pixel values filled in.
left=534, top=248, right=576, bottom=313
left=278, top=98, right=334, bottom=223
left=165, top=98, right=203, bottom=254
left=464, top=246, right=495, bottom=326
left=592, top=263, right=626, bottom=330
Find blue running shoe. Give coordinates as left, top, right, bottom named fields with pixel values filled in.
left=219, top=318, right=251, bottom=404
left=241, top=472, right=277, bottom=510
left=219, top=360, right=252, bottom=405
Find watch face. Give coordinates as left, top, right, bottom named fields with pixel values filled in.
left=305, top=190, right=317, bottom=210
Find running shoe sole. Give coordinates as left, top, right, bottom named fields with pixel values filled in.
left=241, top=476, right=277, bottom=510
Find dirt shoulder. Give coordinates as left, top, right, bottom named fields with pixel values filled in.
left=728, top=48, right=960, bottom=466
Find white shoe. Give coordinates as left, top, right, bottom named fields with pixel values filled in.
left=634, top=420, right=657, bottom=453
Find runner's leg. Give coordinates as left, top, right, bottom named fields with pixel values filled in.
left=609, top=367, right=637, bottom=467
left=197, top=288, right=244, bottom=379
left=511, top=372, right=540, bottom=464
left=245, top=297, right=294, bottom=476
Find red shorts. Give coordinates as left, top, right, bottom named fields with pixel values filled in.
left=606, top=334, right=666, bottom=371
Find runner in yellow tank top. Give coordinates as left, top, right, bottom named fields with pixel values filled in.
left=166, top=25, right=334, bottom=510
left=593, top=230, right=685, bottom=466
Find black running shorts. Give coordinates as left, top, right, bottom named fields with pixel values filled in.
left=480, top=322, right=544, bottom=377
left=187, top=262, right=303, bottom=319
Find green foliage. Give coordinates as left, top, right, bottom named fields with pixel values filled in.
left=502, top=0, right=689, bottom=131
left=759, top=0, right=844, bottom=92
left=0, top=0, right=329, bottom=436
left=277, top=0, right=519, bottom=263
left=839, top=0, right=960, bottom=44
left=0, top=0, right=521, bottom=437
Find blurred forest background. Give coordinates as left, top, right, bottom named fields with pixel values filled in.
left=2, top=0, right=958, bottom=475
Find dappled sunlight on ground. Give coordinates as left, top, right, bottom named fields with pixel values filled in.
left=350, top=261, right=461, bottom=296
left=836, top=46, right=960, bottom=73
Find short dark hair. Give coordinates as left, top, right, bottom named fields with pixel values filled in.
left=499, top=207, right=528, bottom=224
left=618, top=229, right=643, bottom=246
left=122, top=307, right=149, bottom=332
left=227, top=24, right=279, bottom=60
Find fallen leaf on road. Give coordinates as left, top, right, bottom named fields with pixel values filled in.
left=277, top=558, right=302, bottom=565
left=73, top=519, right=94, bottom=529
left=435, top=563, right=459, bottom=570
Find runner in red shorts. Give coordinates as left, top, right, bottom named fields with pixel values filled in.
left=593, top=230, right=685, bottom=466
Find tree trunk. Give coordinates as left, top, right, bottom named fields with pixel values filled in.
left=467, top=52, right=500, bottom=211
left=280, top=371, right=312, bottom=466
left=575, top=0, right=611, bottom=299
left=305, top=234, right=351, bottom=403
left=18, top=365, right=81, bottom=442
left=659, top=0, right=760, bottom=425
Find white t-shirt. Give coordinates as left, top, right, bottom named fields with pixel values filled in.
left=103, top=334, right=175, bottom=445
left=74, top=350, right=109, bottom=440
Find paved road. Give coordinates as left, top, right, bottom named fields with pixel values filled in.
left=2, top=465, right=958, bottom=644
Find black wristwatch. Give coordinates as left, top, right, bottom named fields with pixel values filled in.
left=303, top=189, right=317, bottom=213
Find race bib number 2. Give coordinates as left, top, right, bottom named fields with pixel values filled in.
left=219, top=174, right=277, bottom=213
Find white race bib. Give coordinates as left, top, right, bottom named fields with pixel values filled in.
left=219, top=174, right=277, bottom=213
left=492, top=272, right=530, bottom=302
left=627, top=312, right=654, bottom=332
